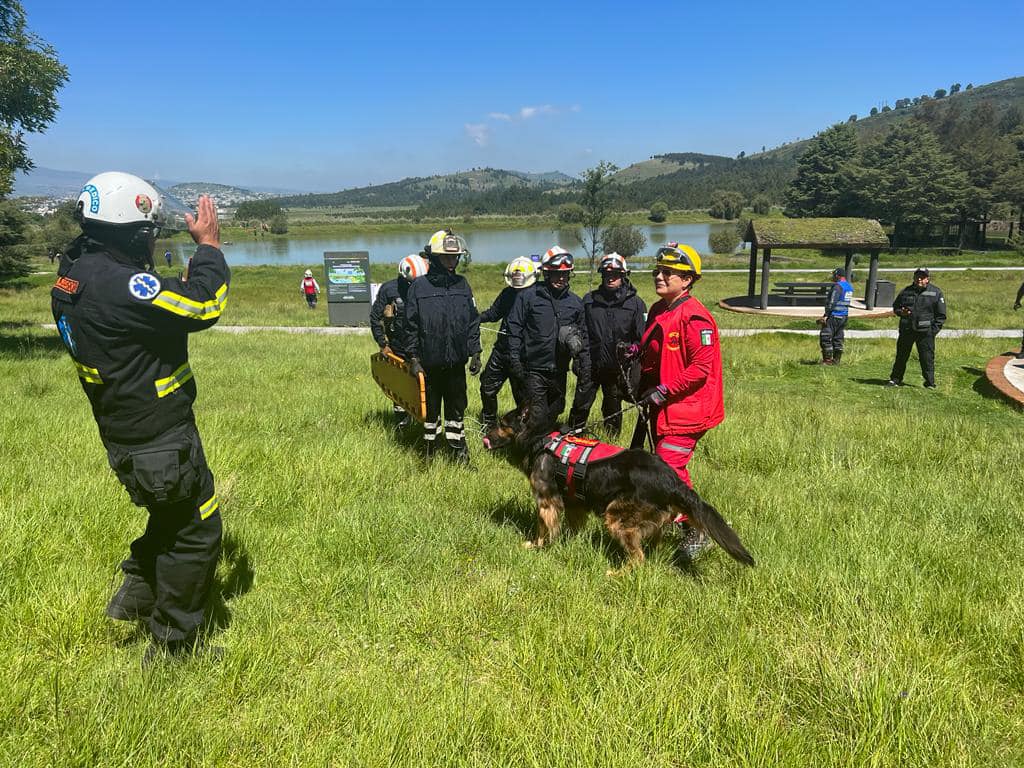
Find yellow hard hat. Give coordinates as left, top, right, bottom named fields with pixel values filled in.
left=655, top=242, right=702, bottom=276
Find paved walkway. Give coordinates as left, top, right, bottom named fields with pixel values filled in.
left=986, top=353, right=1024, bottom=407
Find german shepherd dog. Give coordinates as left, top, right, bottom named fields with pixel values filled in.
left=483, top=405, right=755, bottom=574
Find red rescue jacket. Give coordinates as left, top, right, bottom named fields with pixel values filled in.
left=639, top=293, right=724, bottom=435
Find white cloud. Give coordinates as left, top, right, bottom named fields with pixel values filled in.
left=464, top=123, right=490, bottom=146
left=487, top=112, right=512, bottom=121
left=518, top=104, right=557, bottom=120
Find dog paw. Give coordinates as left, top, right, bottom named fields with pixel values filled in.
left=522, top=541, right=537, bottom=549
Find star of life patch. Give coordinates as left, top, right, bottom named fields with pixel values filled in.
left=700, top=328, right=714, bottom=346
left=129, top=272, right=162, bottom=301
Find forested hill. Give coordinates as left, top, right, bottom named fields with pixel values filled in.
left=269, top=75, right=1024, bottom=217
left=273, top=168, right=574, bottom=208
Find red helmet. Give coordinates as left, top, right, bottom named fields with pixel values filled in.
left=541, top=246, right=574, bottom=271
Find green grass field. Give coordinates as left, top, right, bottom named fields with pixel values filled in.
left=1, top=260, right=1023, bottom=766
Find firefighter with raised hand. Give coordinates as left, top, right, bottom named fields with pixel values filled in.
left=636, top=243, right=724, bottom=561
left=51, top=172, right=229, bottom=666
left=405, top=230, right=481, bottom=463
left=478, top=256, right=538, bottom=428
left=568, top=252, right=646, bottom=435
left=370, top=253, right=429, bottom=426
left=506, top=246, right=591, bottom=426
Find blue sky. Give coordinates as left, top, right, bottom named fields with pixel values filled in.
left=21, top=0, right=1024, bottom=192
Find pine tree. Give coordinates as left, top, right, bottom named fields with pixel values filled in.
left=853, top=122, right=968, bottom=246
left=784, top=123, right=858, bottom=217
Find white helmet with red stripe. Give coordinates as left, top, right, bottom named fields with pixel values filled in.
left=540, top=245, right=574, bottom=271
left=598, top=252, right=629, bottom=274
left=398, top=254, right=429, bottom=281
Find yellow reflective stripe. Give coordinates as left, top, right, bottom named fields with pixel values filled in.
left=199, top=494, right=219, bottom=520
left=154, top=362, right=194, bottom=398
left=73, top=360, right=103, bottom=384
left=152, top=283, right=229, bottom=320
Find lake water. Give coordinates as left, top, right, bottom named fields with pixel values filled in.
left=167, top=223, right=723, bottom=266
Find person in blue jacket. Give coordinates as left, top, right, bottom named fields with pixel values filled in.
left=817, top=267, right=854, bottom=365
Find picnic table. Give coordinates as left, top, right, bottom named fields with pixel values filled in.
left=772, top=281, right=832, bottom=306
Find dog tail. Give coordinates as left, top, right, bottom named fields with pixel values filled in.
left=675, top=487, right=755, bottom=567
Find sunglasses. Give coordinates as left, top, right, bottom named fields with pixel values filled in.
left=651, top=266, right=687, bottom=278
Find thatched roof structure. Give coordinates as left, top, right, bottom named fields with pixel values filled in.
left=744, top=218, right=889, bottom=250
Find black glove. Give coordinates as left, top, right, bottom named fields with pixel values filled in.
left=640, top=384, right=668, bottom=407
left=616, top=341, right=641, bottom=362
left=408, top=358, right=424, bottom=378
left=468, top=353, right=481, bottom=376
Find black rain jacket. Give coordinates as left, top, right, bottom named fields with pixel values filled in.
left=506, top=281, right=590, bottom=375
left=51, top=237, right=230, bottom=443
left=404, top=261, right=481, bottom=368
left=582, top=279, right=647, bottom=373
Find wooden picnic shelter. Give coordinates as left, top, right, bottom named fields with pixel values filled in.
left=743, top=218, right=890, bottom=310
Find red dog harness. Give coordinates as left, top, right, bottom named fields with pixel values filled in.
left=545, top=431, right=625, bottom=502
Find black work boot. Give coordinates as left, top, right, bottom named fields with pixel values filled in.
left=832, top=350, right=843, bottom=365
left=106, top=573, right=155, bottom=622
left=451, top=441, right=472, bottom=467
left=818, top=349, right=834, bottom=365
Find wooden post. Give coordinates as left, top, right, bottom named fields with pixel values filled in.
left=844, top=249, right=854, bottom=279
left=759, top=248, right=771, bottom=310
left=748, top=243, right=758, bottom=297
left=865, top=250, right=880, bottom=310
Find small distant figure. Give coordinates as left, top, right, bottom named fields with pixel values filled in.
left=48, top=248, right=57, bottom=264
left=816, top=267, right=854, bottom=365
left=300, top=269, right=321, bottom=309
left=887, top=267, right=946, bottom=389
left=164, top=250, right=173, bottom=268
left=1014, top=279, right=1024, bottom=359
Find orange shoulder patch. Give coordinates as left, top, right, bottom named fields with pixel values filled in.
left=54, top=276, right=80, bottom=295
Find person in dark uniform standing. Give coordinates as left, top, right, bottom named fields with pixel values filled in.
left=478, top=256, right=538, bottom=428
left=51, top=172, right=229, bottom=665
left=887, top=267, right=947, bottom=389
left=370, top=253, right=429, bottom=427
left=569, top=253, right=646, bottom=435
left=506, top=246, right=591, bottom=426
left=817, top=267, right=854, bottom=365
left=405, top=230, right=482, bottom=463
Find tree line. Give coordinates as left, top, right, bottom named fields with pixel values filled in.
left=784, top=99, right=1024, bottom=246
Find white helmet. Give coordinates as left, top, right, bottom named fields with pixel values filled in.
left=504, top=256, right=538, bottom=288
left=304, top=269, right=313, bottom=278
left=76, top=171, right=193, bottom=233
left=398, top=254, right=429, bottom=281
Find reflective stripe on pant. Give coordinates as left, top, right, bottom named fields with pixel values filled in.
left=425, top=365, right=468, bottom=447
left=104, top=421, right=222, bottom=646
left=655, top=432, right=705, bottom=489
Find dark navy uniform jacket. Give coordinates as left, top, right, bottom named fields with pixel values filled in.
left=369, top=277, right=413, bottom=358
left=506, top=281, right=591, bottom=375
left=893, top=283, right=947, bottom=334
left=404, top=262, right=481, bottom=369
left=51, top=238, right=230, bottom=443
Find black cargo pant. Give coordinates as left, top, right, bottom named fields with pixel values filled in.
left=479, top=347, right=525, bottom=426
left=890, top=329, right=936, bottom=386
left=525, top=368, right=569, bottom=426
left=819, top=316, right=847, bottom=356
left=569, top=367, right=626, bottom=434
left=104, top=420, right=222, bottom=646
left=424, top=365, right=468, bottom=449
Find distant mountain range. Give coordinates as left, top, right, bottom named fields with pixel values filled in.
left=13, top=74, right=1024, bottom=215
left=12, top=168, right=301, bottom=203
